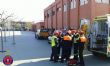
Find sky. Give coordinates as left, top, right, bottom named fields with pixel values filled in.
left=0, top=0, right=55, bottom=22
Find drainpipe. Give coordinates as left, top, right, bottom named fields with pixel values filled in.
left=62, top=0, right=64, bottom=29
left=78, top=0, right=80, bottom=29
left=67, top=0, right=70, bottom=29
left=56, top=4, right=58, bottom=30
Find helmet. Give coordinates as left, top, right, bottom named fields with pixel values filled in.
left=67, top=30, right=72, bottom=34
left=74, top=32, right=80, bottom=38
left=80, top=30, right=84, bottom=35
left=71, top=30, right=77, bottom=34
left=53, top=30, right=59, bottom=35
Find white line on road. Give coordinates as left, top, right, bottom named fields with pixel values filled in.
left=0, top=54, right=92, bottom=66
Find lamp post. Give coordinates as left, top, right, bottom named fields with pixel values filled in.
left=12, top=21, right=15, bottom=45
left=0, top=13, right=6, bottom=53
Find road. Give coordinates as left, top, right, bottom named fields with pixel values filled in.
left=0, top=31, right=110, bottom=66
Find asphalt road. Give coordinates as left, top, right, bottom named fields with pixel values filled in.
left=0, top=31, right=110, bottom=66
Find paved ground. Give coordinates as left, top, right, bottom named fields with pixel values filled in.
left=0, top=31, right=110, bottom=66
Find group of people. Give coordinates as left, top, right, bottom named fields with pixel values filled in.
left=49, top=29, right=87, bottom=66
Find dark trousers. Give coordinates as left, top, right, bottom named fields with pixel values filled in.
left=74, top=43, right=84, bottom=65
left=61, top=46, right=72, bottom=61
left=57, top=46, right=61, bottom=59
left=50, top=46, right=58, bottom=61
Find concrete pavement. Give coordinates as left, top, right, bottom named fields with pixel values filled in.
left=0, top=31, right=110, bottom=66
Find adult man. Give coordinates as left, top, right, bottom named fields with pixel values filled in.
left=73, top=30, right=80, bottom=63
left=60, top=30, right=72, bottom=63
left=73, top=30, right=86, bottom=66
left=78, top=31, right=87, bottom=66
left=50, top=32, right=59, bottom=62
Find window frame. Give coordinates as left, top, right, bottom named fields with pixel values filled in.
left=80, top=0, right=88, bottom=6
left=70, top=0, right=76, bottom=9
left=63, top=3, right=67, bottom=12
left=95, top=0, right=110, bottom=4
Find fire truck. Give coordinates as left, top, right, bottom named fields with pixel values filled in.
left=89, top=14, right=110, bottom=57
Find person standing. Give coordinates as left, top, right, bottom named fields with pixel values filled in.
left=50, top=32, right=59, bottom=63
left=78, top=30, right=87, bottom=66
left=57, top=31, right=62, bottom=60
left=60, top=30, right=72, bottom=63
left=73, top=30, right=80, bottom=63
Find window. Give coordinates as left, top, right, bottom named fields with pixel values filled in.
left=52, top=11, right=55, bottom=16
left=109, top=28, right=110, bottom=36
left=95, top=0, right=102, bottom=3
left=71, top=0, right=76, bottom=9
left=102, top=0, right=109, bottom=4
left=48, top=10, right=52, bottom=17
left=80, top=0, right=88, bottom=6
left=44, top=15, right=46, bottom=18
left=64, top=4, right=67, bottom=12
left=57, top=7, right=61, bottom=12
left=47, top=13, right=49, bottom=18
left=95, top=0, right=109, bottom=4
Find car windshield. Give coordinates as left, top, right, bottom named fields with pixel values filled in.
left=40, top=29, right=48, bottom=32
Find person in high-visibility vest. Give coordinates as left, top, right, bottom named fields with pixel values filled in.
left=78, top=30, right=87, bottom=66
left=73, top=30, right=86, bottom=66
left=73, top=30, right=80, bottom=63
left=50, top=32, right=59, bottom=62
left=60, top=30, right=72, bottom=63
left=57, top=31, right=63, bottom=60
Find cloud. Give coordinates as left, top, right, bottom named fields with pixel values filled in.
left=0, top=0, right=55, bottom=22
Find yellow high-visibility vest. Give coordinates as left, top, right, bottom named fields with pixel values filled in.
left=51, top=36, right=57, bottom=47
left=74, top=37, right=79, bottom=43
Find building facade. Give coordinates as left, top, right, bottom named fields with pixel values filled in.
left=32, top=22, right=44, bottom=31
left=44, top=0, right=110, bottom=30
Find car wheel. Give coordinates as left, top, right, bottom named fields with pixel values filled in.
left=35, top=34, right=37, bottom=38
left=37, top=35, right=40, bottom=40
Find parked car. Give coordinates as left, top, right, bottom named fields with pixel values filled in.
left=48, top=34, right=52, bottom=44
left=35, top=29, right=49, bottom=39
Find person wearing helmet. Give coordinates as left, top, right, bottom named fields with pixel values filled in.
left=78, top=30, right=87, bottom=66
left=72, top=30, right=80, bottom=64
left=60, top=30, right=72, bottom=63
left=50, top=32, right=59, bottom=63
left=56, top=31, right=62, bottom=61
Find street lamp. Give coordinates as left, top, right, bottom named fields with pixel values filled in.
left=0, top=13, right=6, bottom=53
left=12, top=21, right=15, bottom=45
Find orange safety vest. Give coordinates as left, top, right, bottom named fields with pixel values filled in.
left=64, top=35, right=72, bottom=41
left=80, top=36, right=87, bottom=43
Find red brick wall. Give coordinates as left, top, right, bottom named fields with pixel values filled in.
left=44, top=0, right=110, bottom=30
left=44, top=11, right=48, bottom=28
left=35, top=22, right=44, bottom=30
left=52, top=5, right=57, bottom=29
left=70, top=0, right=79, bottom=29
left=63, top=0, right=68, bottom=29
left=56, top=0, right=63, bottom=29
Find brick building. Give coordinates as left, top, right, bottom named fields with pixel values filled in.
left=32, top=21, right=44, bottom=31
left=44, top=0, right=110, bottom=30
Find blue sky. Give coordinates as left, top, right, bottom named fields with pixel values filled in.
left=0, top=0, right=55, bottom=22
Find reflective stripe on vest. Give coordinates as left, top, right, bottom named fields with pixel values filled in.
left=51, top=36, right=57, bottom=47
left=74, top=37, right=79, bottom=43
left=80, top=36, right=87, bottom=43
left=64, top=36, right=72, bottom=41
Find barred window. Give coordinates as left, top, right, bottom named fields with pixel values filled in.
left=57, top=7, right=61, bottom=12
left=95, top=0, right=109, bottom=4
left=64, top=4, right=67, bottom=12
left=80, top=0, right=88, bottom=6
left=71, top=0, right=76, bottom=9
